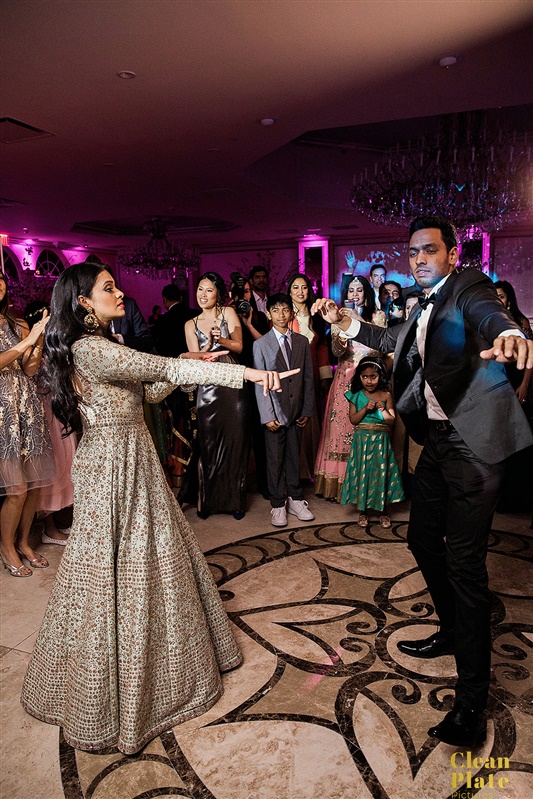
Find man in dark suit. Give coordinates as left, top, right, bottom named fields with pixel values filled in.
left=313, top=215, right=533, bottom=747
left=111, top=295, right=153, bottom=352
left=152, top=284, right=196, bottom=500
left=153, top=284, right=193, bottom=357
left=253, top=293, right=315, bottom=527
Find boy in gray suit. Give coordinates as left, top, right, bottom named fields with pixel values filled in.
left=253, top=293, right=315, bottom=527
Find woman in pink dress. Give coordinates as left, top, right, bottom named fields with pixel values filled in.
left=24, top=301, right=77, bottom=545
left=314, top=274, right=386, bottom=501
left=286, top=274, right=332, bottom=479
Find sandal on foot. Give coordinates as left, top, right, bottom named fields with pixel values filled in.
left=16, top=549, right=49, bottom=569
left=357, top=514, right=369, bottom=528
left=379, top=516, right=391, bottom=528
left=1, top=554, right=32, bottom=578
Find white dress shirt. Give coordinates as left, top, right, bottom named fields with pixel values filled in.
left=253, top=291, right=268, bottom=314
left=345, top=273, right=523, bottom=421
left=273, top=327, right=292, bottom=369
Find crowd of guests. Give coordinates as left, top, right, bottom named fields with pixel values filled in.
left=2, top=218, right=532, bottom=756
left=2, top=259, right=532, bottom=579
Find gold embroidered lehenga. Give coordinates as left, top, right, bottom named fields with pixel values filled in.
left=21, top=337, right=243, bottom=754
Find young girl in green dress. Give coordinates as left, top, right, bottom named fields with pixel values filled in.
left=340, top=356, right=404, bottom=528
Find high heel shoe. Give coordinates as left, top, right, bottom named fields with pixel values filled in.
left=0, top=553, right=33, bottom=578
left=16, top=549, right=49, bottom=569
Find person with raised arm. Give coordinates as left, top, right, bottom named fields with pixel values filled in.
left=21, top=260, right=297, bottom=755
left=312, top=215, right=533, bottom=748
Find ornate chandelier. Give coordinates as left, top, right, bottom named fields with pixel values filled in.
left=350, top=111, right=533, bottom=235
left=117, top=218, right=200, bottom=280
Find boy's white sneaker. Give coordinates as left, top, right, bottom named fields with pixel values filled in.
left=287, top=498, right=315, bottom=521
left=271, top=506, right=288, bottom=527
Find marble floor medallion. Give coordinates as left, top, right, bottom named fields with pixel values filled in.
left=54, top=520, right=533, bottom=799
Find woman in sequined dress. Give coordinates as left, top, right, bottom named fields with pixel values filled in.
left=0, top=273, right=54, bottom=577
left=21, top=261, right=292, bottom=755
left=314, top=274, right=386, bottom=501
left=185, top=272, right=249, bottom=520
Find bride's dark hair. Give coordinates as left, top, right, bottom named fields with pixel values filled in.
left=43, top=260, right=111, bottom=434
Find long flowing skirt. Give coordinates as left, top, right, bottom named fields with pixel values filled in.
left=21, top=420, right=241, bottom=755
left=314, top=358, right=357, bottom=500
left=340, top=426, right=405, bottom=511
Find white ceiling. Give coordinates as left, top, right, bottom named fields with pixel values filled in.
left=1, top=0, right=532, bottom=251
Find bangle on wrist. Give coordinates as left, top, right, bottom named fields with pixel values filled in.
left=32, top=345, right=43, bottom=353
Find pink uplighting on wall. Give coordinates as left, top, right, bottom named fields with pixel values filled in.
left=298, top=236, right=329, bottom=298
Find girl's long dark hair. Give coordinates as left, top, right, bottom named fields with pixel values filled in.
left=286, top=273, right=326, bottom=340
left=0, top=275, right=21, bottom=336
left=351, top=356, right=390, bottom=393
left=340, top=274, right=376, bottom=322
left=43, top=261, right=110, bottom=435
left=493, top=280, right=528, bottom=328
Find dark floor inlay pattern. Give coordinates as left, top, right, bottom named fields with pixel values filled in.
left=61, top=522, right=533, bottom=799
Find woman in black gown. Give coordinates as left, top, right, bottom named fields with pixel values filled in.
left=185, top=272, right=249, bottom=520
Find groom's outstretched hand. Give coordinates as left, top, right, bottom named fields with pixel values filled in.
left=480, top=336, right=533, bottom=370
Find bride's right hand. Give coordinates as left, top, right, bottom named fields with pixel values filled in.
left=244, top=367, right=300, bottom=395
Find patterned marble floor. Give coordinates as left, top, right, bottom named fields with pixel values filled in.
left=1, top=492, right=532, bottom=799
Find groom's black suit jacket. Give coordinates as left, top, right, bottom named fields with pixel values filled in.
left=353, top=269, right=533, bottom=464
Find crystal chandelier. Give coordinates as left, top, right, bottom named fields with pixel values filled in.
left=117, top=218, right=200, bottom=280
left=350, top=111, right=533, bottom=235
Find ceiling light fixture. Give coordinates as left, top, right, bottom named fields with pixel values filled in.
left=350, top=110, right=532, bottom=235
left=438, top=55, right=459, bottom=67
left=260, top=118, right=276, bottom=126
left=117, top=217, right=200, bottom=280
left=116, top=70, right=136, bottom=80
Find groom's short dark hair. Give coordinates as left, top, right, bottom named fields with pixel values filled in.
left=409, top=215, right=458, bottom=252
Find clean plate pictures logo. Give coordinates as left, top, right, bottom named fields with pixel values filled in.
left=451, top=752, right=510, bottom=798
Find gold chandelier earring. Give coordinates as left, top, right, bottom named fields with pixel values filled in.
left=83, top=308, right=99, bottom=332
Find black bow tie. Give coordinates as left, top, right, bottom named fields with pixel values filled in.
left=418, top=294, right=437, bottom=310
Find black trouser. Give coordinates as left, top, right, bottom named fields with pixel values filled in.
left=265, top=423, right=303, bottom=508
left=408, top=422, right=505, bottom=712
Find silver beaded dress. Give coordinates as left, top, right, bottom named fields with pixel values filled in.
left=21, top=336, right=244, bottom=754
left=0, top=317, right=54, bottom=495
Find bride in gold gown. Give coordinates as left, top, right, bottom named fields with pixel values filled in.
left=21, top=261, right=294, bottom=754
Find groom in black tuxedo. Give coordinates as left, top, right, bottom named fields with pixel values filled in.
left=313, top=215, right=533, bottom=747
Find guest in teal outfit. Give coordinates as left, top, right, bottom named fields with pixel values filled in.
left=341, top=356, right=404, bottom=527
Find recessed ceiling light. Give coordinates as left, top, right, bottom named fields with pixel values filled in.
left=208, top=148, right=221, bottom=152
left=438, top=55, right=459, bottom=68
left=116, top=70, right=136, bottom=79
left=260, top=118, right=276, bottom=126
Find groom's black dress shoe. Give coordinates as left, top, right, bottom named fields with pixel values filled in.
left=397, top=631, right=455, bottom=658
left=428, top=701, right=487, bottom=747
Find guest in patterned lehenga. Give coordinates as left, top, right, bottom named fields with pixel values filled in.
left=0, top=274, right=55, bottom=577
left=340, top=356, right=405, bottom=528
left=314, top=274, right=386, bottom=501
left=286, top=274, right=332, bottom=479
left=21, top=261, right=294, bottom=755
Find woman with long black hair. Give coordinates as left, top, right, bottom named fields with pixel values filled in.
left=314, top=274, right=386, bottom=501
left=21, top=260, right=293, bottom=754
left=0, top=273, right=54, bottom=576
left=286, top=273, right=332, bottom=478
left=185, top=272, right=250, bottom=519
